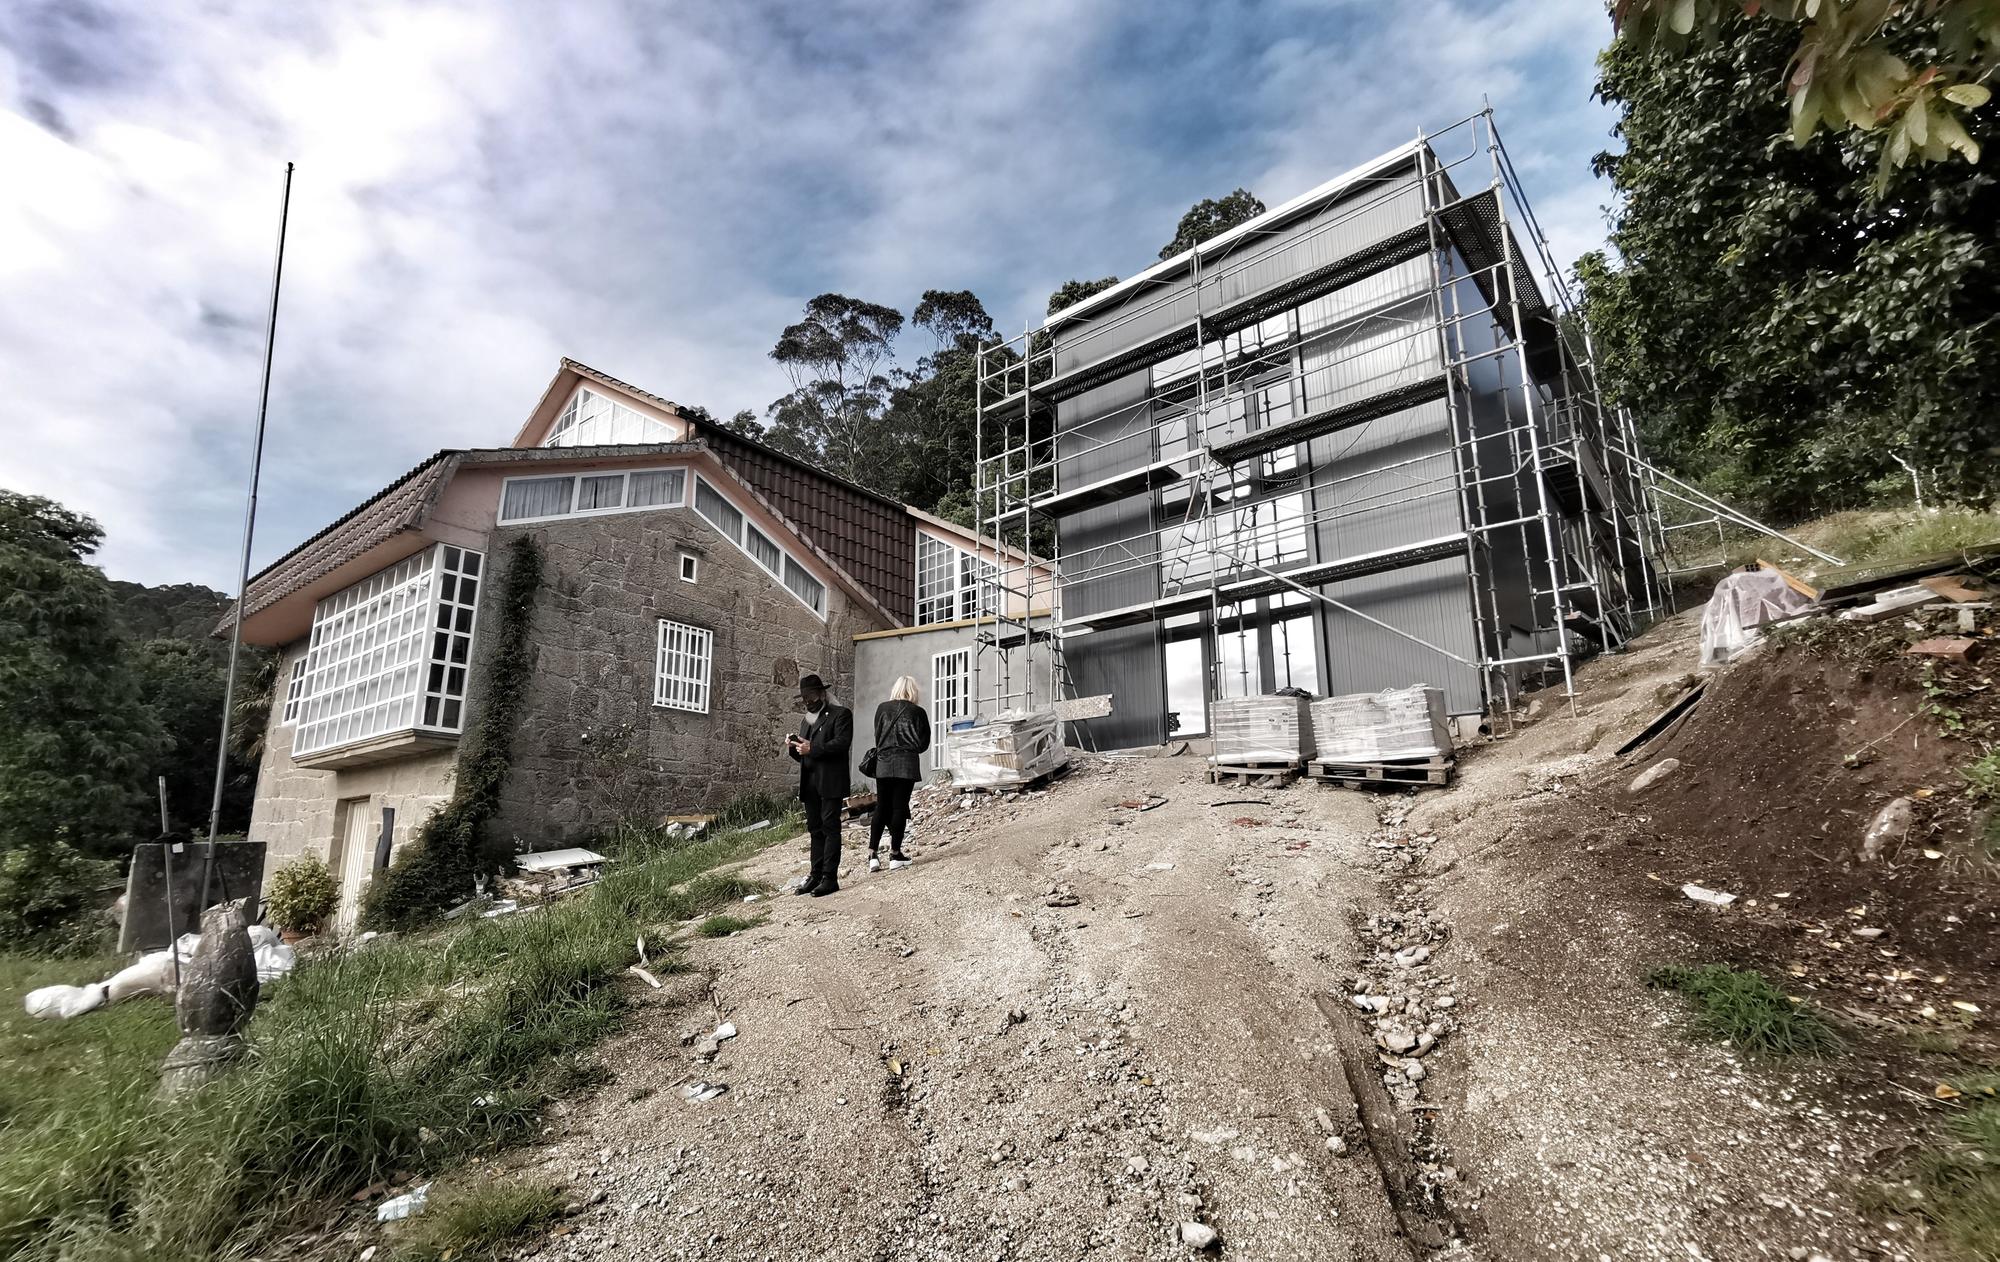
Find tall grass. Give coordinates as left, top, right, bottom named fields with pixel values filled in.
left=0, top=823, right=783, bottom=1262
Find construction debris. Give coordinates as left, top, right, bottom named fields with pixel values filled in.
left=1700, top=570, right=1813, bottom=666
left=1839, top=584, right=1940, bottom=623
left=1907, top=636, right=1981, bottom=664
left=954, top=710, right=1069, bottom=790
left=1680, top=883, right=1738, bottom=907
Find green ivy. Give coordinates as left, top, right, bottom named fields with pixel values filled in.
left=359, top=536, right=544, bottom=931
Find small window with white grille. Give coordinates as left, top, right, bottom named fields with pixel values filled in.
left=654, top=620, right=713, bottom=713
left=280, top=656, right=307, bottom=725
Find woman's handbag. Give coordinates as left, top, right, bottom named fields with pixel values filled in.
left=859, top=746, right=879, bottom=779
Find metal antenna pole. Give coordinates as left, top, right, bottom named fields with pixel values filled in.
left=203, top=161, right=295, bottom=912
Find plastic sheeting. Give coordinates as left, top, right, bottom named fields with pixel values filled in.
left=1310, top=686, right=1451, bottom=764
left=23, top=923, right=297, bottom=1021
left=954, top=710, right=1070, bottom=789
left=1700, top=570, right=1813, bottom=668
left=1210, top=696, right=1314, bottom=765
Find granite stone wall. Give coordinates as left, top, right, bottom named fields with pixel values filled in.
left=483, top=510, right=888, bottom=847
left=244, top=640, right=458, bottom=890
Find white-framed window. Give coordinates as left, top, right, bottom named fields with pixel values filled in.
left=916, top=531, right=999, bottom=625
left=292, top=544, right=484, bottom=757
left=680, top=554, right=699, bottom=583
left=280, top=656, right=307, bottom=725
left=544, top=386, right=680, bottom=448
left=497, top=466, right=685, bottom=524
left=654, top=620, right=713, bottom=713
left=689, top=476, right=827, bottom=618
left=931, top=648, right=973, bottom=769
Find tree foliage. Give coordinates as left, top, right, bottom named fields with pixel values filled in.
left=0, top=491, right=165, bottom=857
left=1610, top=0, right=1996, bottom=185
left=131, top=637, right=255, bottom=834
left=1157, top=187, right=1266, bottom=259
left=1578, top=12, right=2000, bottom=517
left=762, top=293, right=905, bottom=482
left=1046, top=276, right=1121, bottom=317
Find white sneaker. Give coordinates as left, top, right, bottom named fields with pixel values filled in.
left=868, top=856, right=881, bottom=872
left=889, top=856, right=912, bottom=870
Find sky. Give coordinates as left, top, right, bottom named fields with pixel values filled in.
left=0, top=0, right=1623, bottom=590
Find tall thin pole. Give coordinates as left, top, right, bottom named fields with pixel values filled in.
left=203, top=161, right=295, bottom=911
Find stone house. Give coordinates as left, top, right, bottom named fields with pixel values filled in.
left=231, top=360, right=1043, bottom=928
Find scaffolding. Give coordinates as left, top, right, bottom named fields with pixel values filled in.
left=971, top=109, right=1813, bottom=741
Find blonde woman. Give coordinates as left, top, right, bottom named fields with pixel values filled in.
left=866, top=675, right=932, bottom=870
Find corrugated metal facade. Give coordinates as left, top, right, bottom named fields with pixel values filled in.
left=1054, top=156, right=1509, bottom=733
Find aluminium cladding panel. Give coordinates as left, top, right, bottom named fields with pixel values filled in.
left=1316, top=557, right=1482, bottom=713
left=1047, top=162, right=1428, bottom=382
left=1204, top=164, right=1426, bottom=312
left=1304, top=367, right=1483, bottom=713
left=1054, top=369, right=1168, bottom=749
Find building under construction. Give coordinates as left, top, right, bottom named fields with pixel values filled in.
left=974, top=110, right=1670, bottom=749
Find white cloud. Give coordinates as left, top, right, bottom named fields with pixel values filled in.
left=0, top=0, right=1619, bottom=588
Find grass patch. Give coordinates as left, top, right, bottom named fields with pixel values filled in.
left=388, top=1177, right=565, bottom=1262
left=1789, top=507, right=2000, bottom=569
left=0, top=821, right=781, bottom=1262
left=1647, top=964, right=1844, bottom=1059
left=693, top=913, right=761, bottom=939
left=1879, top=1074, right=2000, bottom=1262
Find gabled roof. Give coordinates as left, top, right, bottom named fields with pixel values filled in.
left=222, top=441, right=900, bottom=637
left=224, top=449, right=461, bottom=629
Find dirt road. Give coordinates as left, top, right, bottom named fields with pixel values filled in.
left=512, top=612, right=1932, bottom=1261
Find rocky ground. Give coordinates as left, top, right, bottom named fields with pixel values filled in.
left=463, top=607, right=1987, bottom=1261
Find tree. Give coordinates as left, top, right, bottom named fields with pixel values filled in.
left=763, top=294, right=905, bottom=481
left=1046, top=276, right=1121, bottom=317
left=874, top=290, right=999, bottom=513
left=1609, top=0, right=1995, bottom=185
left=724, top=408, right=763, bottom=439
left=0, top=491, right=165, bottom=856
left=131, top=637, right=255, bottom=835
left=1577, top=12, right=2000, bottom=516
left=1158, top=188, right=1267, bottom=259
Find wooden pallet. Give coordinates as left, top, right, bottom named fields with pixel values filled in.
left=1206, top=760, right=1302, bottom=788
left=1304, top=756, right=1454, bottom=787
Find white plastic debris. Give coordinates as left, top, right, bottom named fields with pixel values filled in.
left=375, top=1184, right=431, bottom=1222
left=681, top=1080, right=728, bottom=1102
left=740, top=820, right=772, bottom=833
left=24, top=983, right=108, bottom=1020
left=713, top=1021, right=737, bottom=1042
left=1681, top=883, right=1738, bottom=907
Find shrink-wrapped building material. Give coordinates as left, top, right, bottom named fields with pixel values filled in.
left=1310, top=686, right=1450, bottom=764
left=1210, top=695, right=1314, bottom=765
left=954, top=710, right=1069, bottom=789
left=1700, top=570, right=1814, bottom=666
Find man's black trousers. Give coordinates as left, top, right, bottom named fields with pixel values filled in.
left=801, top=790, right=843, bottom=888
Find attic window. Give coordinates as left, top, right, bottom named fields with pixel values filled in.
left=543, top=386, right=678, bottom=448
left=680, top=554, right=699, bottom=583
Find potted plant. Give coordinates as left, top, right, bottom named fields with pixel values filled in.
left=265, top=854, right=340, bottom=942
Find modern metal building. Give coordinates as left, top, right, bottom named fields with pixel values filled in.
left=974, top=111, right=1668, bottom=749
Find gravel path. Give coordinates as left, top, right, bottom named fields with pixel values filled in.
left=502, top=611, right=1925, bottom=1262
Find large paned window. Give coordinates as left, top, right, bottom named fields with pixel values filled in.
left=544, top=387, right=680, bottom=447
left=654, top=620, right=714, bottom=713
left=497, top=467, right=684, bottom=524
left=916, top=532, right=997, bottom=626
left=281, top=657, right=307, bottom=725
left=292, top=544, right=483, bottom=757
left=688, top=476, right=827, bottom=618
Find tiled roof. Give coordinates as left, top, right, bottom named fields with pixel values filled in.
left=221, top=450, right=460, bottom=630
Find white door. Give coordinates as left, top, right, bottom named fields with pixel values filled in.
left=931, top=649, right=972, bottom=770
left=334, top=799, right=375, bottom=934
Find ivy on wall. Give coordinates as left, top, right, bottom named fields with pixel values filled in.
left=359, top=535, right=544, bottom=930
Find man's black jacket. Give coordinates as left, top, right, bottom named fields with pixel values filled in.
left=790, top=703, right=853, bottom=800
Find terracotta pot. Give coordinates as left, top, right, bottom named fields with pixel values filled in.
left=279, top=927, right=311, bottom=945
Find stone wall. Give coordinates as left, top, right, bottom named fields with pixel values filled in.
left=245, top=641, right=458, bottom=884
left=484, top=510, right=888, bottom=846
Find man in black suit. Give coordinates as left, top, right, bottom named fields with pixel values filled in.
left=786, top=673, right=852, bottom=897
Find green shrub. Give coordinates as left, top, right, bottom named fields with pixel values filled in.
left=0, top=842, right=117, bottom=956
left=389, top=1177, right=565, bottom=1261
left=693, top=913, right=760, bottom=938
left=263, top=854, right=338, bottom=933
left=1647, top=963, right=1844, bottom=1059
left=715, top=790, right=789, bottom=830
